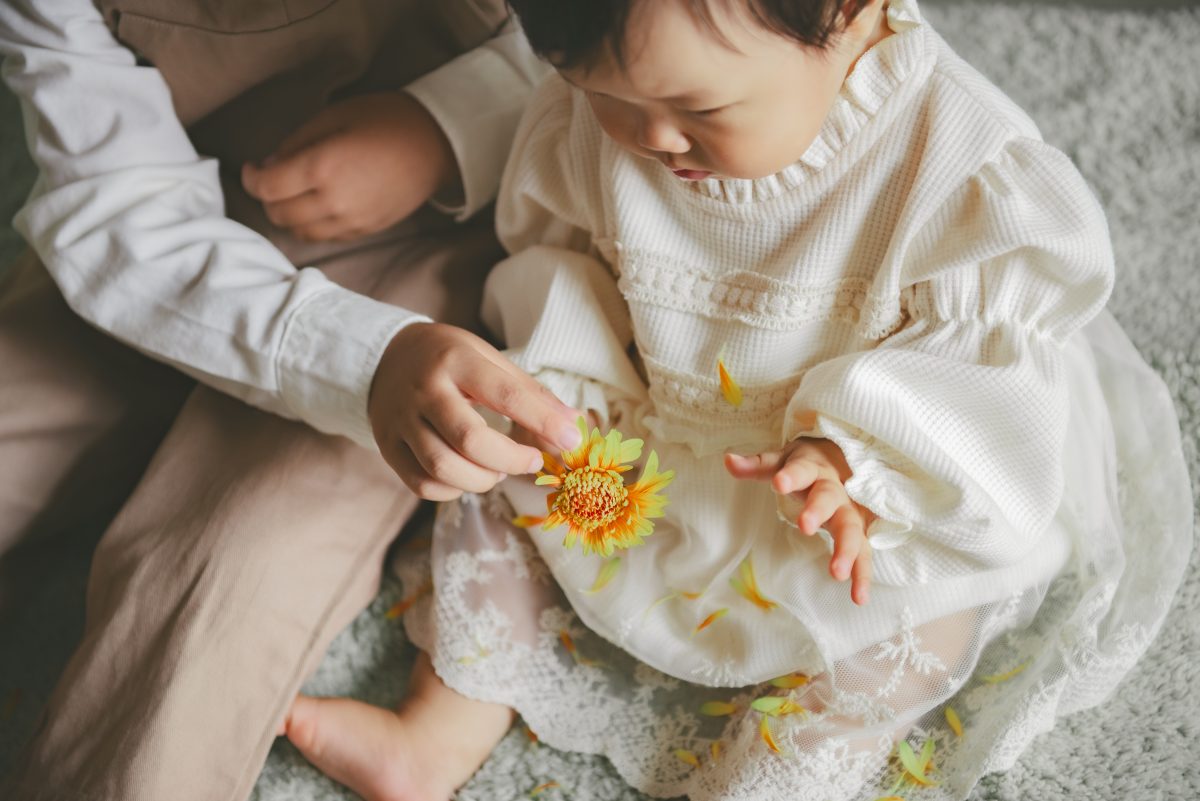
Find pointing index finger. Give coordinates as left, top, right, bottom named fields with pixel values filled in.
left=457, top=357, right=582, bottom=453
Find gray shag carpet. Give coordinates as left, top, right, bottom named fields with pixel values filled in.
left=0, top=1, right=1197, bottom=799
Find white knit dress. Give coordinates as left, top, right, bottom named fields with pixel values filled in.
left=396, top=3, right=1193, bottom=798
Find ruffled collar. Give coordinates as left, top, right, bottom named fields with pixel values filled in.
left=690, top=0, right=931, bottom=204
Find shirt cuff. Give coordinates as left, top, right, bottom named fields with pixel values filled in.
left=405, top=45, right=537, bottom=221
left=276, top=275, right=431, bottom=450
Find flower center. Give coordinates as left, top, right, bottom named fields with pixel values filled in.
left=556, top=467, right=629, bottom=531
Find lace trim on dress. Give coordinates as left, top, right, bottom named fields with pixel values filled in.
left=617, top=250, right=873, bottom=330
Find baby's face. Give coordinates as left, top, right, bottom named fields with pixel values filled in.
left=560, top=0, right=886, bottom=181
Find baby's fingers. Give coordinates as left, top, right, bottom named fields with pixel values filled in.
left=797, top=478, right=844, bottom=535
left=850, top=542, right=872, bottom=606
left=772, top=457, right=821, bottom=495
left=723, top=451, right=785, bottom=482
left=828, top=506, right=870, bottom=605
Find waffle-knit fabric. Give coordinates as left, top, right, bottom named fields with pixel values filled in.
left=480, top=0, right=1116, bottom=683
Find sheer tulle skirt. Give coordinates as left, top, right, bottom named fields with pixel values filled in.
left=395, top=311, right=1191, bottom=801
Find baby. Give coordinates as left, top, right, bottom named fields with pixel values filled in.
left=280, top=1, right=1192, bottom=799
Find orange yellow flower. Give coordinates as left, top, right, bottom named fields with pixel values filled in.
left=525, top=418, right=674, bottom=557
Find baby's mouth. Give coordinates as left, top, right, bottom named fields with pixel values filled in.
left=669, top=167, right=712, bottom=180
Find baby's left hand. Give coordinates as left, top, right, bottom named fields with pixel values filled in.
left=724, top=438, right=875, bottom=605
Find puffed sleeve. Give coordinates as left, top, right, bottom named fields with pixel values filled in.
left=782, top=138, right=1114, bottom=586
left=482, top=76, right=646, bottom=422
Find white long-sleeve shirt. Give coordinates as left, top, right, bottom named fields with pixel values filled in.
left=0, top=1, right=547, bottom=449
left=489, top=1, right=1114, bottom=682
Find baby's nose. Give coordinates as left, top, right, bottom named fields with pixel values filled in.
left=636, top=115, right=690, bottom=154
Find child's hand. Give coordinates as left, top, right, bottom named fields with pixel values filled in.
left=724, top=438, right=874, bottom=605
left=369, top=322, right=584, bottom=501
left=242, top=92, right=459, bottom=243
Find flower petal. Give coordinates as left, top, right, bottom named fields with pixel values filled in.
left=718, top=357, right=743, bottom=408
left=384, top=580, right=432, bottom=619
left=897, top=740, right=937, bottom=787
left=693, top=608, right=729, bottom=635
left=585, top=558, right=622, bottom=594
left=759, top=715, right=781, bottom=754
left=769, top=673, right=810, bottom=689
left=751, top=697, right=788, bottom=716
left=512, top=515, right=545, bottom=528
left=729, top=555, right=777, bottom=611
left=699, top=701, right=739, bottom=717
left=945, top=706, right=963, bottom=738
left=674, top=749, right=701, bottom=768
left=982, top=661, right=1030, bottom=684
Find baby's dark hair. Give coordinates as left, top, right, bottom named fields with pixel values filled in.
left=506, top=0, right=873, bottom=70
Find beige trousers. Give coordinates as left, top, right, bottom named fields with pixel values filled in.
left=0, top=0, right=508, bottom=797
left=2, top=210, right=499, bottom=800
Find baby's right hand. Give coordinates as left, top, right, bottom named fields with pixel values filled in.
left=369, top=322, right=584, bottom=501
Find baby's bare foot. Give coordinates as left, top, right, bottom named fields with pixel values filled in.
left=283, top=653, right=513, bottom=801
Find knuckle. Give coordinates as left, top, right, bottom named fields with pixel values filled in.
left=493, top=381, right=521, bottom=411
left=424, top=452, right=454, bottom=482
left=455, top=422, right=484, bottom=454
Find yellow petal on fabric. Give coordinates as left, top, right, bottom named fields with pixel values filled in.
left=710, top=742, right=722, bottom=761
left=759, top=714, right=782, bottom=754
left=641, top=590, right=679, bottom=621
left=729, top=556, right=777, bottom=611
left=384, top=580, right=432, bottom=619
left=778, top=700, right=807, bottom=717
left=529, top=780, right=560, bottom=796
left=524, top=726, right=539, bottom=745
left=919, top=738, right=935, bottom=771
left=558, top=630, right=577, bottom=655
left=871, top=797, right=906, bottom=801
left=717, top=357, right=743, bottom=408
left=750, top=697, right=805, bottom=717
left=693, top=608, right=729, bottom=635
left=679, top=590, right=703, bottom=600
left=945, top=706, right=964, bottom=737
left=769, top=673, right=810, bottom=689
left=982, top=660, right=1030, bottom=684
left=699, top=701, right=739, bottom=717
left=585, top=558, right=622, bottom=594
left=674, top=749, right=701, bottom=768
left=896, top=740, right=937, bottom=787
left=512, top=515, right=546, bottom=528
left=751, top=697, right=788, bottom=716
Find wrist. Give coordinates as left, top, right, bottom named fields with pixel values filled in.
left=395, top=91, right=463, bottom=203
